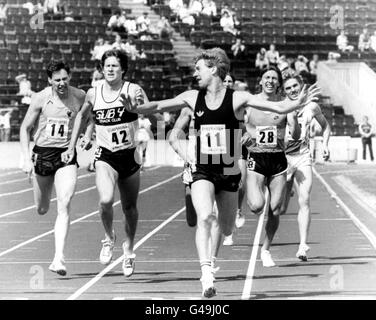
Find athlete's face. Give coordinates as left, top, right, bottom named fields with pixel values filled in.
left=193, top=59, right=214, bottom=88
left=260, top=70, right=279, bottom=94
left=49, top=69, right=70, bottom=96
left=103, top=56, right=123, bottom=83
left=223, top=75, right=234, bottom=89
left=283, top=78, right=301, bottom=100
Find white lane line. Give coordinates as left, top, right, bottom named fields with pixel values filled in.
left=333, top=175, right=376, bottom=219
left=0, top=186, right=96, bottom=219
left=67, top=207, right=185, bottom=301
left=0, top=174, right=180, bottom=258
left=313, top=168, right=376, bottom=250
left=0, top=173, right=94, bottom=198
left=0, top=177, right=29, bottom=186
left=0, top=170, right=22, bottom=178
left=319, top=168, right=376, bottom=176
left=241, top=190, right=269, bottom=300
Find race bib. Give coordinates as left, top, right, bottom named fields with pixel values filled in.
left=46, top=118, right=69, bottom=142
left=200, top=125, right=227, bottom=155
left=107, top=123, right=134, bottom=152
left=256, top=126, right=277, bottom=147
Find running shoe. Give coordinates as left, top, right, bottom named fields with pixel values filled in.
left=122, top=251, right=136, bottom=278
left=99, top=234, right=116, bottom=265
left=260, top=250, right=276, bottom=267
left=296, top=244, right=310, bottom=262
left=49, top=258, right=67, bottom=276
left=235, top=210, right=245, bottom=229
left=223, top=234, right=234, bottom=246
left=200, top=273, right=217, bottom=298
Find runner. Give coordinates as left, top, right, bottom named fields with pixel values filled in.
left=136, top=48, right=319, bottom=297
left=244, top=66, right=301, bottom=268
left=20, top=60, right=86, bottom=276
left=281, top=74, right=331, bottom=261
left=62, top=49, right=149, bottom=277
left=169, top=106, right=222, bottom=275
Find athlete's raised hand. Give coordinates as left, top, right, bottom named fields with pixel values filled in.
left=119, top=93, right=136, bottom=112
left=297, top=83, right=321, bottom=107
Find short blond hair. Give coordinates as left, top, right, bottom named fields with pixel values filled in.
left=194, top=48, right=230, bottom=81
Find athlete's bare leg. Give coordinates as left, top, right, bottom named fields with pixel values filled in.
left=246, top=171, right=267, bottom=216
left=118, top=169, right=140, bottom=257
left=294, top=165, right=312, bottom=249
left=53, top=165, right=77, bottom=261
left=33, top=174, right=54, bottom=216
left=95, top=161, right=118, bottom=241
left=261, top=173, right=287, bottom=252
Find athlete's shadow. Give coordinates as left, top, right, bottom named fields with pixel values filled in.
left=282, top=255, right=374, bottom=268
left=60, top=271, right=170, bottom=281
left=252, top=273, right=320, bottom=280
left=246, top=290, right=349, bottom=300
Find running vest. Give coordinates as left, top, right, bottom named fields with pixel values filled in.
left=194, top=89, right=240, bottom=172
left=285, top=107, right=311, bottom=155
left=247, top=107, right=287, bottom=153
left=93, top=82, right=138, bottom=152
left=33, top=87, right=81, bottom=149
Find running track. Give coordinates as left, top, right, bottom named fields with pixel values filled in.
left=0, top=164, right=376, bottom=300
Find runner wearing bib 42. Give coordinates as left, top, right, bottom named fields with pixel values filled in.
left=92, top=81, right=140, bottom=179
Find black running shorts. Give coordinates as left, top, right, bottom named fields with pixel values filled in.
left=191, top=165, right=241, bottom=193
left=32, top=146, right=78, bottom=177
left=94, top=146, right=141, bottom=179
left=246, top=152, right=288, bottom=178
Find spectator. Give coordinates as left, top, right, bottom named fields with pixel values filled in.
left=43, top=0, right=60, bottom=14
left=124, top=39, right=141, bottom=61
left=336, top=30, right=354, bottom=53
left=108, top=9, right=125, bottom=33
left=294, top=55, right=309, bottom=75
left=91, top=38, right=112, bottom=67
left=23, top=1, right=43, bottom=15
left=309, top=54, right=319, bottom=82
left=179, top=3, right=195, bottom=25
left=327, top=51, right=341, bottom=64
left=231, top=37, right=246, bottom=59
left=169, top=0, right=184, bottom=14
left=91, top=68, right=104, bottom=87
left=0, top=1, right=8, bottom=24
left=189, top=0, right=203, bottom=16
left=157, top=16, right=174, bottom=40
left=223, top=74, right=235, bottom=89
left=220, top=11, right=237, bottom=35
left=136, top=11, right=151, bottom=33
left=15, top=74, right=34, bottom=105
left=124, top=16, right=138, bottom=36
left=255, top=48, right=269, bottom=72
left=220, top=2, right=234, bottom=16
left=202, top=0, right=216, bottom=16
left=359, top=116, right=374, bottom=162
left=112, top=33, right=127, bottom=52
left=265, top=43, right=280, bottom=67
left=0, top=109, right=13, bottom=142
left=358, top=28, right=371, bottom=53
left=370, top=30, right=376, bottom=52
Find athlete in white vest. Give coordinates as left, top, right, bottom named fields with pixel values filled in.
left=63, top=50, right=149, bottom=278
left=20, top=61, right=86, bottom=276
left=281, top=75, right=331, bottom=261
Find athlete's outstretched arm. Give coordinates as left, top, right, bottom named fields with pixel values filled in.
left=313, top=104, right=331, bottom=160
left=169, top=107, right=193, bottom=164
left=242, top=84, right=320, bottom=114
left=136, top=90, right=197, bottom=114
left=287, top=111, right=301, bottom=141
left=20, top=93, right=44, bottom=175
left=62, top=89, right=94, bottom=163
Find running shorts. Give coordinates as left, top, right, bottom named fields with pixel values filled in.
left=32, top=145, right=78, bottom=177
left=286, top=151, right=312, bottom=181
left=94, top=146, right=140, bottom=179
left=246, top=152, right=288, bottom=178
